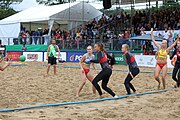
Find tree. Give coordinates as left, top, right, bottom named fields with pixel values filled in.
left=0, top=0, right=22, bottom=20
left=0, top=0, right=22, bottom=9
left=36, top=0, right=76, bottom=5
left=0, top=7, right=17, bottom=20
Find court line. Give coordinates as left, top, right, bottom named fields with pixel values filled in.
left=10, top=64, right=173, bottom=74
left=0, top=88, right=176, bottom=113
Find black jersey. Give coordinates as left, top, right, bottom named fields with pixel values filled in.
left=125, top=52, right=138, bottom=72
left=170, top=49, right=180, bottom=64
left=90, top=51, right=110, bottom=69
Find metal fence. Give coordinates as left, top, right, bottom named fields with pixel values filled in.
left=0, top=36, right=143, bottom=51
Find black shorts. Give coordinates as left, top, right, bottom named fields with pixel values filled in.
left=48, top=57, right=57, bottom=65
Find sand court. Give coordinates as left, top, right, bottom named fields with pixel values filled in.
left=0, top=62, right=179, bottom=120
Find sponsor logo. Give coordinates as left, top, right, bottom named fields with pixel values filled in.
left=115, top=57, right=124, bottom=62
left=137, top=58, right=144, bottom=64
left=27, top=54, right=38, bottom=60
left=147, top=58, right=154, bottom=65
left=69, top=55, right=83, bottom=62
left=7, top=52, right=22, bottom=61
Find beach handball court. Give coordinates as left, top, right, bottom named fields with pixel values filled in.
left=0, top=62, right=180, bottom=120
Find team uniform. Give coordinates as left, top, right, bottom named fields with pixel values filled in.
left=48, top=44, right=58, bottom=65
left=124, top=52, right=140, bottom=94
left=90, top=51, right=116, bottom=97
left=82, top=53, right=95, bottom=75
left=170, top=49, right=180, bottom=87
left=156, top=49, right=168, bottom=68
left=106, top=53, right=115, bottom=67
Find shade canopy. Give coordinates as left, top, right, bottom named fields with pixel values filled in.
left=130, top=34, right=164, bottom=41
left=0, top=2, right=103, bottom=45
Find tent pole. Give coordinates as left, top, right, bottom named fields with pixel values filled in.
left=82, top=0, right=84, bottom=21
left=68, top=0, right=71, bottom=31
left=48, top=20, right=54, bottom=43
left=29, top=22, right=31, bottom=32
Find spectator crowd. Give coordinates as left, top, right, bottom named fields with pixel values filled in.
left=17, top=7, right=180, bottom=52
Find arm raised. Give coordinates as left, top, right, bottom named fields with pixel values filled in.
left=151, top=29, right=161, bottom=49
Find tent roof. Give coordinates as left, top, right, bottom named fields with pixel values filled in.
left=0, top=2, right=102, bottom=24
left=130, top=34, right=164, bottom=41
left=112, top=0, right=162, bottom=5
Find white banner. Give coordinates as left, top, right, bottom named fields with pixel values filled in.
left=44, top=52, right=66, bottom=62
left=135, top=55, right=173, bottom=68
left=23, top=52, right=43, bottom=62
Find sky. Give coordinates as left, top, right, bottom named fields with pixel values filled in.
left=11, top=0, right=167, bottom=11
left=12, top=0, right=104, bottom=11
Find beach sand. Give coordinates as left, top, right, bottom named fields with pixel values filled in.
left=0, top=62, right=179, bottom=120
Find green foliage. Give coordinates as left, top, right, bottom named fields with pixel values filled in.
left=0, top=0, right=22, bottom=9
left=36, top=0, right=76, bottom=5
left=0, top=7, right=17, bottom=20
left=0, top=0, right=22, bottom=20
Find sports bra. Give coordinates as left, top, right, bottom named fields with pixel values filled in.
left=83, top=53, right=95, bottom=65
left=157, top=49, right=168, bottom=59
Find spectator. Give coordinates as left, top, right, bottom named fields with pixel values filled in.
left=32, top=30, right=39, bottom=45
left=43, top=28, right=49, bottom=45
left=26, top=31, right=30, bottom=44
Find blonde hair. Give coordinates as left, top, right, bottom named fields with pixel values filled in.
left=87, top=45, right=92, bottom=49
left=123, top=44, right=130, bottom=51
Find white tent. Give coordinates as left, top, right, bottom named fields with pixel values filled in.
left=0, top=2, right=103, bottom=45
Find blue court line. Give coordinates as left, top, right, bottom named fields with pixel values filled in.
left=10, top=64, right=173, bottom=74
left=0, top=88, right=176, bottom=113
left=63, top=66, right=173, bottom=74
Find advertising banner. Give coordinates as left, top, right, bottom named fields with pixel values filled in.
left=135, top=55, right=173, bottom=68
left=44, top=52, right=66, bottom=62
left=114, top=54, right=126, bottom=65
left=7, top=52, right=22, bottom=61
left=23, top=52, right=43, bottom=62
left=67, top=51, right=85, bottom=62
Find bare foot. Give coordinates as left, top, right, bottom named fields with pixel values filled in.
left=76, top=93, right=80, bottom=97
left=133, top=91, right=138, bottom=94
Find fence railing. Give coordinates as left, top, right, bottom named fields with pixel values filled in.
left=0, top=36, right=51, bottom=45
left=0, top=36, right=144, bottom=51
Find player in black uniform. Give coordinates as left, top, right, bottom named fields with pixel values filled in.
left=170, top=34, right=180, bottom=87
left=86, top=43, right=118, bottom=98
left=121, top=44, right=140, bottom=95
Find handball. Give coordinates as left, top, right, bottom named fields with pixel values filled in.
left=19, top=55, right=26, bottom=62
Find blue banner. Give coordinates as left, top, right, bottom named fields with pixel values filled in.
left=67, top=51, right=86, bottom=62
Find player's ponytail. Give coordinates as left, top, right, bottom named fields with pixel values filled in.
left=100, top=43, right=106, bottom=52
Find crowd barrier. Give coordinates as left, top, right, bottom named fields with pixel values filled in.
left=5, top=51, right=175, bottom=68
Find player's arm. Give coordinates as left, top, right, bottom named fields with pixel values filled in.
left=79, top=55, right=86, bottom=70
left=90, top=52, right=102, bottom=63
left=0, top=61, right=11, bottom=71
left=151, top=29, right=161, bottom=49
left=92, top=63, right=96, bottom=70
left=57, top=45, right=60, bottom=59
left=167, top=40, right=178, bottom=52
left=46, top=46, right=50, bottom=60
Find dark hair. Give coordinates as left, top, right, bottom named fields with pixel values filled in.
left=96, top=43, right=106, bottom=52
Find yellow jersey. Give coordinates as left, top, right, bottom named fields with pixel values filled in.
left=157, top=49, right=168, bottom=59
